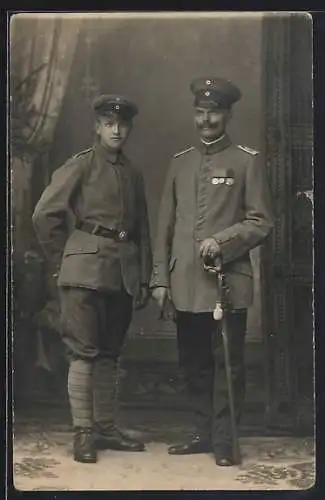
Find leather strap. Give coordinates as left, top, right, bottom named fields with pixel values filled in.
left=76, top=221, right=133, bottom=242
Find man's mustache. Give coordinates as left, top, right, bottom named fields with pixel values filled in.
left=197, top=122, right=220, bottom=129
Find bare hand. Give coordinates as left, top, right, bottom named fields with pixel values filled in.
left=134, top=284, right=150, bottom=310
left=199, top=238, right=221, bottom=260
left=152, top=286, right=168, bottom=310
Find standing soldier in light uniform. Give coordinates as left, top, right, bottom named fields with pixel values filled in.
left=151, top=77, right=274, bottom=466
left=32, top=95, right=152, bottom=463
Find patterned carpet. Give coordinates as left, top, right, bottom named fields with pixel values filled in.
left=13, top=415, right=315, bottom=491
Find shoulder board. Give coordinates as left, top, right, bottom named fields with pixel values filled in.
left=72, top=148, right=93, bottom=159
left=174, top=146, right=195, bottom=159
left=237, top=145, right=259, bottom=156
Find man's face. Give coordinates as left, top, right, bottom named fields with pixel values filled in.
left=194, top=106, right=231, bottom=142
left=96, top=113, right=132, bottom=151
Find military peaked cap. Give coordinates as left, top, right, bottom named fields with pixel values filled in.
left=92, top=94, right=138, bottom=121
left=190, top=77, right=242, bottom=109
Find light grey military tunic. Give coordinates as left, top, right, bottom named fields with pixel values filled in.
left=150, top=134, right=274, bottom=313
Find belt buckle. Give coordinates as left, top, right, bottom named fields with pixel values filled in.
left=91, top=224, right=100, bottom=235
left=118, top=230, right=128, bottom=242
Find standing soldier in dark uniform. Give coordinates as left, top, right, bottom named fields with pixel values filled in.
left=32, top=95, right=152, bottom=463
left=151, top=77, right=274, bottom=466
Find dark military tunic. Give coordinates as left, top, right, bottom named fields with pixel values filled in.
left=32, top=142, right=152, bottom=298
left=150, top=133, right=274, bottom=312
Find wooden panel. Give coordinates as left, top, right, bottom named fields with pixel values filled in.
left=262, top=13, right=313, bottom=432
left=288, top=14, right=313, bottom=432
left=262, top=13, right=293, bottom=428
left=290, top=284, right=314, bottom=431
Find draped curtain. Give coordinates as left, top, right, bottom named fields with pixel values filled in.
left=10, top=15, right=81, bottom=401
left=11, top=15, right=81, bottom=259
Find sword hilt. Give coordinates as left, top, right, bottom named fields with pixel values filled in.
left=202, top=254, right=222, bottom=274
left=202, top=255, right=232, bottom=316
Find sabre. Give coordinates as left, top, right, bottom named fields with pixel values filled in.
left=203, top=254, right=241, bottom=465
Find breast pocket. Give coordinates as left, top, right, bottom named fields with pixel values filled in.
left=63, top=230, right=99, bottom=256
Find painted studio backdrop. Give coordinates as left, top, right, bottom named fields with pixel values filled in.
left=11, top=13, right=313, bottom=432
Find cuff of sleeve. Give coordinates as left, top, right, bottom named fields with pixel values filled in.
left=149, top=262, right=169, bottom=288
left=140, top=246, right=153, bottom=286
left=212, top=233, right=242, bottom=264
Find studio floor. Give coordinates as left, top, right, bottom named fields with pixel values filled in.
left=12, top=408, right=315, bottom=491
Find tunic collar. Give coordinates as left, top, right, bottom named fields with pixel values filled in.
left=199, top=133, right=232, bottom=155
left=94, top=141, right=125, bottom=165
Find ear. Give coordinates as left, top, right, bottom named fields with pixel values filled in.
left=126, top=120, right=133, bottom=134
left=95, top=117, right=101, bottom=134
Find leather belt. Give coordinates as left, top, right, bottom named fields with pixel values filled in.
left=76, top=221, right=133, bottom=242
